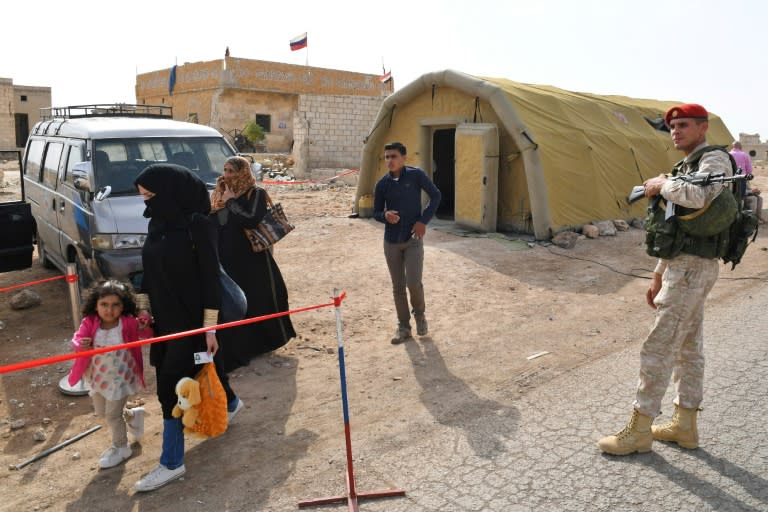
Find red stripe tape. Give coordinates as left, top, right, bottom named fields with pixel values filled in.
left=0, top=275, right=67, bottom=294
left=261, top=168, right=359, bottom=186
left=0, top=291, right=347, bottom=375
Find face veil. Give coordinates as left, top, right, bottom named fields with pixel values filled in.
left=134, top=164, right=211, bottom=233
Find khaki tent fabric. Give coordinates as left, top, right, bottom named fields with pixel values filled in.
left=355, top=70, right=733, bottom=239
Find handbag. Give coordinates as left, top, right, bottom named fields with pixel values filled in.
left=244, top=191, right=295, bottom=252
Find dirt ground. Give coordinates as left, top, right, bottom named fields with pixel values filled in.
left=1, top=166, right=767, bottom=511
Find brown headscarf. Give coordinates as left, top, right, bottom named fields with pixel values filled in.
left=209, top=156, right=257, bottom=212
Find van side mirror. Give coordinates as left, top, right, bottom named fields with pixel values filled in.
left=71, top=162, right=94, bottom=192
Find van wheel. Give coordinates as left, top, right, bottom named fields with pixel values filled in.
left=36, top=234, right=56, bottom=269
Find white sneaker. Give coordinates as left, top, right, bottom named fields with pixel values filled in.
left=228, top=398, right=245, bottom=423
left=123, top=407, right=145, bottom=441
left=134, top=464, right=186, bottom=492
left=99, top=445, right=132, bottom=469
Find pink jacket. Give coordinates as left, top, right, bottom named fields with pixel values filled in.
left=67, top=314, right=151, bottom=387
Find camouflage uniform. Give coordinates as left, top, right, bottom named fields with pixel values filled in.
left=633, top=254, right=719, bottom=416
left=633, top=144, right=731, bottom=417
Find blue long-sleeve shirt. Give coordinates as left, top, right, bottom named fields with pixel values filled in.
left=373, top=166, right=441, bottom=243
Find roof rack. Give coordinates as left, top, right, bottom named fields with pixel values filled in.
left=40, top=104, right=173, bottom=121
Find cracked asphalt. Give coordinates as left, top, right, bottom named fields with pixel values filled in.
left=342, top=280, right=768, bottom=512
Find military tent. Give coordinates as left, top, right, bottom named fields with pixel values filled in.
left=354, top=69, right=734, bottom=239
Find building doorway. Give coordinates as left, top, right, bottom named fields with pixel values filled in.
left=432, top=128, right=455, bottom=219
left=14, top=114, right=29, bottom=149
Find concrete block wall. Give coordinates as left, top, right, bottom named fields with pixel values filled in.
left=293, top=94, right=382, bottom=174
left=0, top=79, right=14, bottom=149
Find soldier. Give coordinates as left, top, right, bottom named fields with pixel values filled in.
left=598, top=103, right=732, bottom=455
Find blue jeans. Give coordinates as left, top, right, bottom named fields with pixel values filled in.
left=160, top=418, right=184, bottom=469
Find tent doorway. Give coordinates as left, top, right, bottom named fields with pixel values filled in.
left=432, top=128, right=455, bottom=219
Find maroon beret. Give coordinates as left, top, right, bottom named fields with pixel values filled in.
left=664, top=103, right=708, bottom=126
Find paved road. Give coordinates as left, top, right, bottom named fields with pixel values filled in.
left=343, top=281, right=768, bottom=512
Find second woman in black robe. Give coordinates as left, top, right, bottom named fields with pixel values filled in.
left=209, top=156, right=296, bottom=374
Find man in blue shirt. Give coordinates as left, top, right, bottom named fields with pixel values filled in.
left=374, top=142, right=441, bottom=343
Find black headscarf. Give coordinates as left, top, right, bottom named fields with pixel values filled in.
left=135, top=164, right=211, bottom=234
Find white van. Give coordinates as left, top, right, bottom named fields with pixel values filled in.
left=21, top=104, right=237, bottom=289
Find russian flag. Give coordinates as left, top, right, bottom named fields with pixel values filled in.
left=290, top=32, right=308, bottom=51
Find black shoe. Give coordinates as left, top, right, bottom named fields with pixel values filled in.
left=415, top=316, right=428, bottom=336
left=391, top=326, right=412, bottom=344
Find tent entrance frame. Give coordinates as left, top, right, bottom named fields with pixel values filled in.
left=418, top=120, right=499, bottom=232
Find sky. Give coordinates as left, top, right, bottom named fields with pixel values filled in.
left=3, top=0, right=766, bottom=140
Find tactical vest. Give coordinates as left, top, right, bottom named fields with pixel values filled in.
left=645, top=145, right=736, bottom=259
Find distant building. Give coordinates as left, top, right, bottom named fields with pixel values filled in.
left=0, top=78, right=51, bottom=150
left=738, top=133, right=768, bottom=161
left=135, top=57, right=393, bottom=176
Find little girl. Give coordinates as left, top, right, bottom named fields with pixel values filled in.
left=67, top=280, right=152, bottom=469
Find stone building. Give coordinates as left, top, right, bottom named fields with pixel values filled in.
left=0, top=78, right=51, bottom=150
left=738, top=132, right=768, bottom=162
left=135, top=57, right=393, bottom=176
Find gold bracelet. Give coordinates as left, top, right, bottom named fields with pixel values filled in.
left=135, top=293, right=151, bottom=311
left=203, top=308, right=219, bottom=328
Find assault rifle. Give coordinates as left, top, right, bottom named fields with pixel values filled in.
left=627, top=171, right=753, bottom=205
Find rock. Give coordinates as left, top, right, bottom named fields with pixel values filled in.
left=630, top=217, right=645, bottom=229
left=613, top=219, right=630, bottom=231
left=33, top=429, right=46, bottom=442
left=9, top=289, right=42, bottom=310
left=71, top=452, right=81, bottom=461
left=552, top=231, right=579, bottom=249
left=10, top=419, right=26, bottom=430
left=592, top=220, right=617, bottom=236
left=582, top=224, right=600, bottom=239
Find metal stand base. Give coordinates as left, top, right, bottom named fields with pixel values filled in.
left=298, top=290, right=406, bottom=510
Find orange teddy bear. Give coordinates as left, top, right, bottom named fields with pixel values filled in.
left=171, top=363, right=228, bottom=438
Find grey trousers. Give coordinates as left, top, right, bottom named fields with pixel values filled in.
left=383, top=237, right=425, bottom=327
left=92, top=393, right=129, bottom=447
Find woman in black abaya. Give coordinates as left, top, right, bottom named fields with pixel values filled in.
left=132, top=164, right=237, bottom=492
left=208, top=156, right=296, bottom=373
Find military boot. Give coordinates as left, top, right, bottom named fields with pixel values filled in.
left=651, top=404, right=699, bottom=449
left=597, top=409, right=653, bottom=455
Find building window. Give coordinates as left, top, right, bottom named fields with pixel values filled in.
left=255, top=114, right=271, bottom=133
left=20, top=95, right=28, bottom=102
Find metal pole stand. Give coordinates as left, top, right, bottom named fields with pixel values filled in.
left=298, top=289, right=406, bottom=511
left=59, top=263, right=89, bottom=396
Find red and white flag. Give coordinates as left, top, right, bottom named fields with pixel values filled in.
left=289, top=32, right=308, bottom=51
left=380, top=70, right=392, bottom=83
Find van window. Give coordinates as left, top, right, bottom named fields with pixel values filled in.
left=63, top=144, right=85, bottom=186
left=42, top=142, right=64, bottom=188
left=138, top=142, right=168, bottom=161
left=25, top=139, right=45, bottom=181
left=97, top=142, right=129, bottom=162
left=93, top=137, right=234, bottom=195
left=201, top=140, right=231, bottom=178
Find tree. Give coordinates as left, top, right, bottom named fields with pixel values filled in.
left=243, top=120, right=265, bottom=146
